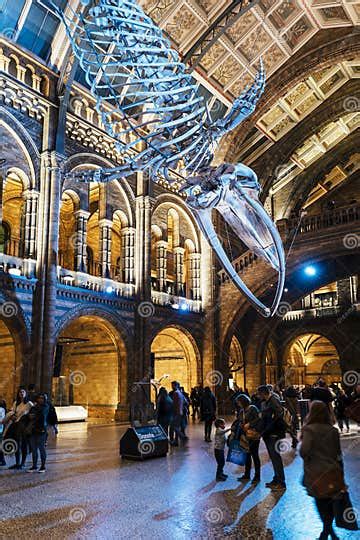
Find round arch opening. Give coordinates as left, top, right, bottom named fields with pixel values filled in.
left=53, top=315, right=127, bottom=420
left=0, top=319, right=18, bottom=406
left=285, top=333, right=341, bottom=386
left=151, top=326, right=200, bottom=394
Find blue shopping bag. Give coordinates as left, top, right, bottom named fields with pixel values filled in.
left=226, top=439, right=248, bottom=466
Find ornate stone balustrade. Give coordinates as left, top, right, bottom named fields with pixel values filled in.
left=288, top=205, right=360, bottom=235
left=0, top=253, right=36, bottom=278
left=151, top=290, right=202, bottom=313
left=281, top=304, right=360, bottom=322
left=57, top=267, right=135, bottom=298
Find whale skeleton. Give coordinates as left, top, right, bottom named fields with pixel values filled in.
left=52, top=0, right=285, bottom=317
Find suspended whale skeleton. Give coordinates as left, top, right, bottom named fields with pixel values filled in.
left=53, top=0, right=285, bottom=317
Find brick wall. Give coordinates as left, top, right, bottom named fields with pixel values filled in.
left=60, top=318, right=120, bottom=419
left=0, top=320, right=18, bottom=406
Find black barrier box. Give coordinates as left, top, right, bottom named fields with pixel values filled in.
left=120, top=424, right=168, bottom=460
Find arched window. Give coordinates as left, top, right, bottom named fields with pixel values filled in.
left=0, top=222, right=11, bottom=254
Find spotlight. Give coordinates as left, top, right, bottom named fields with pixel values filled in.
left=179, top=302, right=189, bottom=311
left=304, top=265, right=317, bottom=277
left=284, top=288, right=288, bottom=293
left=106, top=286, right=113, bottom=293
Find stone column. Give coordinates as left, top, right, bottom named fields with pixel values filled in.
left=74, top=209, right=90, bottom=273
left=200, top=236, right=216, bottom=387
left=350, top=275, right=358, bottom=303
left=22, top=189, right=39, bottom=258
left=188, top=252, right=201, bottom=300
left=33, top=151, right=64, bottom=392
left=174, top=246, right=185, bottom=296
left=337, top=278, right=352, bottom=306
left=99, top=219, right=112, bottom=278
left=155, top=240, right=167, bottom=292
left=123, top=172, right=153, bottom=423
left=22, top=190, right=39, bottom=277
left=121, top=226, right=135, bottom=284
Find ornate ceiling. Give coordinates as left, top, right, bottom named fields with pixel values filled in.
left=140, top=0, right=360, bottom=103
left=139, top=1, right=360, bottom=214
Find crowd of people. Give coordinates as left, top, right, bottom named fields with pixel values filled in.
left=157, top=378, right=359, bottom=539
left=0, top=385, right=58, bottom=472
left=1, top=377, right=359, bottom=537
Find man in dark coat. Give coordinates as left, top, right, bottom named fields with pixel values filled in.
left=258, top=385, right=287, bottom=490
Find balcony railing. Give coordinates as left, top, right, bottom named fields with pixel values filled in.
left=57, top=267, right=135, bottom=298
left=288, top=205, right=360, bottom=234
left=0, top=253, right=36, bottom=277
left=219, top=204, right=360, bottom=282
left=151, top=290, right=202, bottom=313
left=283, top=305, right=342, bottom=321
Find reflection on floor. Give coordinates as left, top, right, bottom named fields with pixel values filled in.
left=0, top=421, right=359, bottom=539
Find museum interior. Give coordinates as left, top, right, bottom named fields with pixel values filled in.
left=0, top=1, right=359, bottom=539
left=0, top=0, right=359, bottom=421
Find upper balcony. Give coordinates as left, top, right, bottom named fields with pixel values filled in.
left=283, top=303, right=360, bottom=322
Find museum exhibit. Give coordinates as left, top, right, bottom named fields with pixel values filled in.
left=0, top=0, right=359, bottom=538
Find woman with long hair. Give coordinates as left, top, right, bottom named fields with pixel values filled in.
left=4, top=387, right=33, bottom=470
left=300, top=400, right=345, bottom=540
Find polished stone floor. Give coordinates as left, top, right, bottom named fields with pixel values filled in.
left=0, top=420, right=359, bottom=540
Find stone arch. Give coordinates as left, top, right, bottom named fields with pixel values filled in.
left=150, top=324, right=202, bottom=393
left=113, top=209, right=129, bottom=229
left=61, top=188, right=81, bottom=211
left=54, top=308, right=131, bottom=419
left=0, top=317, right=19, bottom=406
left=0, top=110, right=39, bottom=186
left=282, top=332, right=341, bottom=386
left=0, top=290, right=31, bottom=401
left=108, top=180, right=134, bottom=227
left=2, top=168, right=30, bottom=257
left=8, top=54, right=18, bottom=78
left=58, top=190, right=80, bottom=271
left=152, top=194, right=200, bottom=252
left=64, top=154, right=135, bottom=220
left=167, top=207, right=180, bottom=248
left=40, top=74, right=50, bottom=97
left=222, top=252, right=360, bottom=370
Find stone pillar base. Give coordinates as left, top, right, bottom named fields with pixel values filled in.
left=115, top=404, right=130, bottom=423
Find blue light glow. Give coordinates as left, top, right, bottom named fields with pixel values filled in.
left=180, top=302, right=189, bottom=311
left=304, top=265, right=317, bottom=277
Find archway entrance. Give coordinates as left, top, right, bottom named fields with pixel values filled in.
left=0, top=319, right=18, bottom=405
left=285, top=333, right=341, bottom=386
left=151, top=327, right=199, bottom=393
left=54, top=315, right=127, bottom=419
left=228, top=336, right=244, bottom=390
